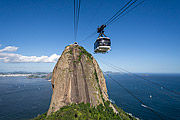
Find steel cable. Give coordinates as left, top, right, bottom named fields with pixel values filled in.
left=106, top=0, right=138, bottom=26
left=108, top=0, right=145, bottom=26
left=105, top=0, right=133, bottom=25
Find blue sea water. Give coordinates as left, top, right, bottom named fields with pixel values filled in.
left=106, top=73, right=180, bottom=120
left=0, top=77, right=52, bottom=120
left=0, top=73, right=179, bottom=120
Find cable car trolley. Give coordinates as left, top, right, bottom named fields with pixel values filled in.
left=94, top=24, right=111, bottom=54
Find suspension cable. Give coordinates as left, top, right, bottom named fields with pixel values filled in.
left=100, top=59, right=180, bottom=96
left=105, top=0, right=133, bottom=25
left=74, top=0, right=76, bottom=42
left=76, top=0, right=81, bottom=41
left=106, top=0, right=138, bottom=26
left=99, top=59, right=180, bottom=102
left=108, top=0, right=145, bottom=26
left=74, top=0, right=81, bottom=42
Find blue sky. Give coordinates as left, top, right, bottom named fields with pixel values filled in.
left=0, top=0, right=180, bottom=73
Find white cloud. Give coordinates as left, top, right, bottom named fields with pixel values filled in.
left=0, top=44, right=1, bottom=47
left=0, top=45, right=60, bottom=63
left=0, top=53, right=60, bottom=63
left=0, top=46, right=19, bottom=52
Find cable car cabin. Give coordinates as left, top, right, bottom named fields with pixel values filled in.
left=94, top=37, right=111, bottom=53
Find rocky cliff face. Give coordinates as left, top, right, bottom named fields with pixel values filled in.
left=47, top=44, right=108, bottom=115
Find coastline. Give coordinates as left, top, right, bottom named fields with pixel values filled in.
left=0, top=74, right=32, bottom=77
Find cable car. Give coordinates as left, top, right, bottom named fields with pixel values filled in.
left=94, top=24, right=111, bottom=53
left=94, top=37, right=111, bottom=53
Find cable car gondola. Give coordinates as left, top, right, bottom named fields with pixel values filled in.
left=94, top=37, right=111, bottom=53
left=94, top=25, right=111, bottom=53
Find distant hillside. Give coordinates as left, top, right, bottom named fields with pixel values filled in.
left=27, top=73, right=52, bottom=79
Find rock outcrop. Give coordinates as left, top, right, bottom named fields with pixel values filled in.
left=47, top=44, right=108, bottom=115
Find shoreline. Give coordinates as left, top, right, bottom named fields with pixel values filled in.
left=0, top=74, right=32, bottom=77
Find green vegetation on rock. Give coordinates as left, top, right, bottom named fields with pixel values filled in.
left=94, top=70, right=104, bottom=103
left=78, top=46, right=92, bottom=62
left=32, top=101, right=136, bottom=120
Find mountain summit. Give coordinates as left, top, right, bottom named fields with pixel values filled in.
left=47, top=43, right=109, bottom=115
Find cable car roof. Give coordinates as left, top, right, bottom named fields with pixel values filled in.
left=97, top=37, right=110, bottom=40
left=96, top=37, right=110, bottom=42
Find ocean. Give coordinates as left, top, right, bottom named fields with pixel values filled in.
left=0, top=77, right=52, bottom=120
left=106, top=73, right=180, bottom=120
left=0, top=73, right=179, bottom=120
